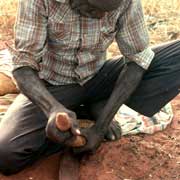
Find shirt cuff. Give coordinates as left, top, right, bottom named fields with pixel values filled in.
left=12, top=59, right=40, bottom=72
left=126, top=47, right=155, bottom=70
left=8, top=46, right=40, bottom=72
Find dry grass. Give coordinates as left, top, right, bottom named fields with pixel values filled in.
left=0, top=0, right=17, bottom=41
left=0, top=0, right=179, bottom=49
left=143, top=0, right=180, bottom=44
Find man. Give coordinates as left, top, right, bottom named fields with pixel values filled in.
left=0, top=0, right=180, bottom=175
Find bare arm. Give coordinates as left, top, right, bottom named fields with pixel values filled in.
left=94, top=62, right=145, bottom=134
left=74, top=62, right=145, bottom=154
left=13, top=67, right=80, bottom=144
left=12, top=0, right=81, bottom=145
left=13, top=67, right=61, bottom=116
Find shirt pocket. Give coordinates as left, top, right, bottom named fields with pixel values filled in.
left=47, top=22, right=75, bottom=51
left=48, top=22, right=71, bottom=39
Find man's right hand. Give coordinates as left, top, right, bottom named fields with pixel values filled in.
left=13, top=67, right=81, bottom=145
left=46, top=105, right=81, bottom=144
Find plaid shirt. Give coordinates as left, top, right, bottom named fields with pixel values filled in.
left=12, top=0, right=154, bottom=85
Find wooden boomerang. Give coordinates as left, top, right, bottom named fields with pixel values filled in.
left=59, top=150, right=80, bottom=180
left=56, top=113, right=89, bottom=180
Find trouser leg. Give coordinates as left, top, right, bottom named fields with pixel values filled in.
left=0, top=84, right=86, bottom=175
left=84, top=40, right=180, bottom=119
left=83, top=58, right=125, bottom=121
left=127, top=40, right=180, bottom=116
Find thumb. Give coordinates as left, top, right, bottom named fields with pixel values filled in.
left=71, top=123, right=81, bottom=135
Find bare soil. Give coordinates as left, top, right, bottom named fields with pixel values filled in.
left=0, top=95, right=178, bottom=180
left=79, top=95, right=180, bottom=180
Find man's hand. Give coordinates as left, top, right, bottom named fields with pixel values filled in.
left=91, top=62, right=145, bottom=142
left=13, top=67, right=81, bottom=146
left=46, top=105, right=81, bottom=144
left=105, top=119, right=122, bottom=141
left=73, top=126, right=104, bottom=154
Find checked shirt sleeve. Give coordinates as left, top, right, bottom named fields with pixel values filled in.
left=115, top=0, right=154, bottom=70
left=12, top=0, right=48, bottom=71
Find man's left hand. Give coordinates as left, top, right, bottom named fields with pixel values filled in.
left=73, top=126, right=104, bottom=154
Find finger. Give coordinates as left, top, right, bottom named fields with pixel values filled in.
left=73, top=146, right=88, bottom=155
left=73, top=144, right=98, bottom=155
left=65, top=135, right=87, bottom=147
left=71, top=122, right=81, bottom=136
left=55, top=112, right=72, bottom=131
left=112, top=122, right=122, bottom=140
left=55, top=131, right=72, bottom=143
left=71, top=128, right=81, bottom=136
left=105, top=128, right=116, bottom=141
left=46, top=124, right=72, bottom=143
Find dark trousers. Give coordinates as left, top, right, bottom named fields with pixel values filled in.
left=0, top=41, right=180, bottom=175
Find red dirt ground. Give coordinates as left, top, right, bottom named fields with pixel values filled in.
left=0, top=95, right=179, bottom=180
left=79, top=95, right=180, bottom=180
left=0, top=41, right=179, bottom=179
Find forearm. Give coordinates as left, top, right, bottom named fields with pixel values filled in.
left=13, top=67, right=63, bottom=117
left=94, top=62, right=145, bottom=134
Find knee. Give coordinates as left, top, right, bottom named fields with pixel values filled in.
left=0, top=139, right=22, bottom=175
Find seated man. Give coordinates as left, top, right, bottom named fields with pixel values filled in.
left=0, top=0, right=179, bottom=176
